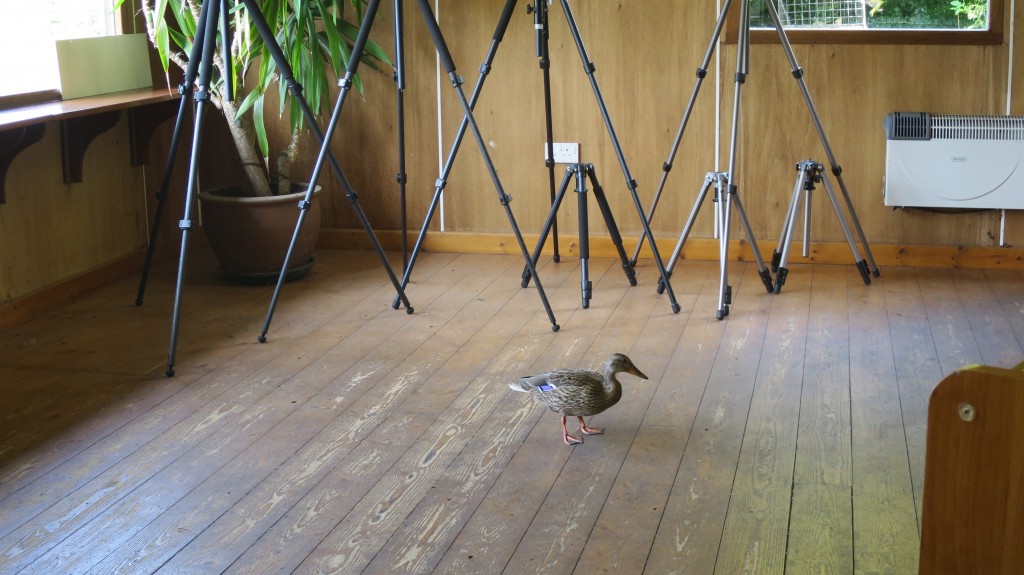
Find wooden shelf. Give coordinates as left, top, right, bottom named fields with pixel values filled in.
left=0, top=87, right=180, bottom=203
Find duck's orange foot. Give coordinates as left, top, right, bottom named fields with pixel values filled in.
left=578, top=417, right=604, bottom=436
left=561, top=416, right=583, bottom=445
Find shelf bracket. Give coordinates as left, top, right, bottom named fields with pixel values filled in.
left=60, top=110, right=121, bottom=184
left=0, top=125, right=47, bottom=204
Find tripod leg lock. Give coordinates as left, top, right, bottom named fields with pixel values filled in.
left=298, top=200, right=311, bottom=210
left=499, top=193, right=512, bottom=206
left=774, top=267, right=789, bottom=293
left=396, top=173, right=408, bottom=185
left=178, top=219, right=193, bottom=230
left=791, top=67, right=804, bottom=80
left=663, top=162, right=672, bottom=173
left=479, top=63, right=492, bottom=75
left=696, top=67, right=707, bottom=79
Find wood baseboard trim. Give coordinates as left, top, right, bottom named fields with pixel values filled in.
left=319, top=228, right=1024, bottom=271
left=5, top=230, right=1021, bottom=333
left=0, top=243, right=177, bottom=333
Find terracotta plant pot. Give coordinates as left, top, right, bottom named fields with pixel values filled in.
left=198, top=184, right=321, bottom=284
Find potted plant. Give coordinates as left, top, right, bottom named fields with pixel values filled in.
left=121, top=0, right=391, bottom=281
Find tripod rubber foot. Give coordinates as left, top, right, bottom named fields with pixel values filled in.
left=759, top=269, right=774, bottom=293
left=716, top=308, right=727, bottom=321
left=857, top=260, right=872, bottom=285
left=656, top=270, right=672, bottom=295
left=551, top=323, right=561, bottom=332
left=406, top=306, right=415, bottom=315
left=135, top=298, right=143, bottom=306
left=258, top=334, right=267, bottom=343
left=671, top=303, right=681, bottom=314
left=391, top=299, right=401, bottom=310
left=872, top=267, right=881, bottom=278
left=521, top=269, right=533, bottom=289
left=582, top=301, right=590, bottom=309
left=165, top=366, right=175, bottom=377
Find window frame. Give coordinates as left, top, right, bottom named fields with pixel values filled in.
left=724, top=0, right=1004, bottom=45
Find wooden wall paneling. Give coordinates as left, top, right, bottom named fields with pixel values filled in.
left=0, top=120, right=148, bottom=304
left=720, top=40, right=1009, bottom=251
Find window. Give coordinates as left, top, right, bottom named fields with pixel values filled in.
left=0, top=0, right=118, bottom=99
left=728, top=0, right=1003, bottom=44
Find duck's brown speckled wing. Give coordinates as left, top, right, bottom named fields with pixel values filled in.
left=518, top=369, right=604, bottom=416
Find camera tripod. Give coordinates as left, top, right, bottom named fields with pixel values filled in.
left=656, top=171, right=773, bottom=319
left=392, top=0, right=682, bottom=318
left=262, top=0, right=563, bottom=333
left=134, top=0, right=413, bottom=376
left=526, top=0, right=680, bottom=314
left=523, top=163, right=636, bottom=309
left=771, top=160, right=873, bottom=293
left=633, top=0, right=879, bottom=319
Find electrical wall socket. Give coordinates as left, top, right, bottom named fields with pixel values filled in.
left=545, top=142, right=580, bottom=164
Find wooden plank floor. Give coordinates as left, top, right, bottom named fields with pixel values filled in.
left=2, top=248, right=1023, bottom=574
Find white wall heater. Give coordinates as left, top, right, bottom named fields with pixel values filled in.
left=884, top=112, right=1024, bottom=209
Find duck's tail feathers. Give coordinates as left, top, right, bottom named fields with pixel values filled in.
left=508, top=380, right=531, bottom=393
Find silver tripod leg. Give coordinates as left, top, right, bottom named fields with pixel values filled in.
left=819, top=169, right=872, bottom=284
left=773, top=160, right=871, bottom=294
left=772, top=163, right=813, bottom=293
left=764, top=0, right=878, bottom=277
left=657, top=172, right=717, bottom=294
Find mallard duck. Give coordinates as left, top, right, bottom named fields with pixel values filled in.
left=509, top=353, right=647, bottom=445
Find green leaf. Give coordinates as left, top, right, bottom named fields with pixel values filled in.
left=253, top=95, right=269, bottom=159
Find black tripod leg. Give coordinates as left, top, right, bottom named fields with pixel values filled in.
left=256, top=0, right=416, bottom=342
left=417, top=0, right=559, bottom=331
left=394, top=0, right=409, bottom=270
left=523, top=166, right=575, bottom=288
left=137, top=0, right=218, bottom=307
left=576, top=165, right=592, bottom=308
left=166, top=0, right=219, bottom=377
left=135, top=92, right=190, bottom=306
left=586, top=164, right=637, bottom=286
left=558, top=0, right=679, bottom=314
left=534, top=0, right=560, bottom=263
left=392, top=0, right=518, bottom=310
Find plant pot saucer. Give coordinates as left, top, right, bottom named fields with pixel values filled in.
left=220, top=257, right=315, bottom=286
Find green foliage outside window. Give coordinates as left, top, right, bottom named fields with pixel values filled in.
left=747, top=0, right=989, bottom=30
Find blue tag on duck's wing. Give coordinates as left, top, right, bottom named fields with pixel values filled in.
left=537, top=384, right=556, bottom=392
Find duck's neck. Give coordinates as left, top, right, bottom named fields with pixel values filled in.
left=603, top=372, right=623, bottom=404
